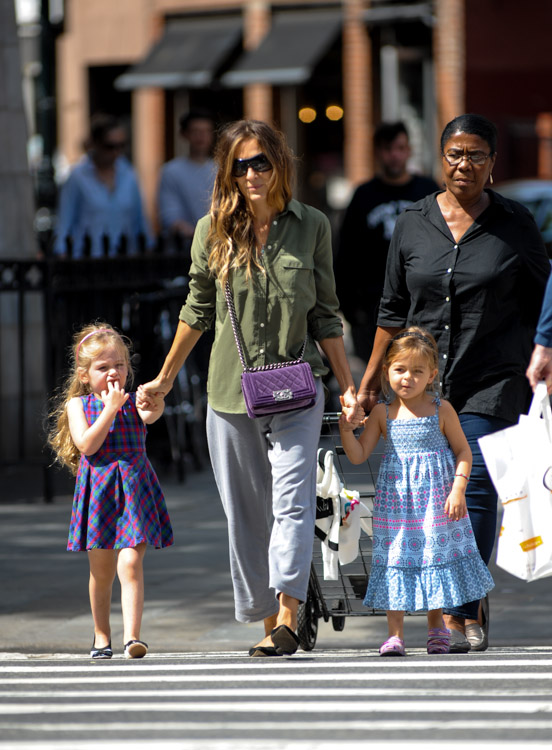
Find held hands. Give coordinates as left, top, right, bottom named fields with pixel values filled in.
left=146, top=391, right=165, bottom=412
left=357, top=389, right=380, bottom=415
left=339, top=393, right=365, bottom=431
left=444, top=488, right=468, bottom=521
left=136, top=378, right=171, bottom=411
left=101, top=380, right=129, bottom=412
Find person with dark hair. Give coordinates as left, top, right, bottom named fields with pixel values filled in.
left=54, top=114, right=152, bottom=257
left=334, top=121, right=439, bottom=361
left=157, top=109, right=216, bottom=249
left=138, top=119, right=362, bottom=657
left=358, top=113, right=550, bottom=652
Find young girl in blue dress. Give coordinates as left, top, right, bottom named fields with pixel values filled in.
left=49, top=324, right=173, bottom=659
left=339, top=327, right=494, bottom=656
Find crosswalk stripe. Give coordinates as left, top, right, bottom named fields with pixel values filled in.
left=1, top=687, right=552, bottom=698
left=1, top=671, right=552, bottom=685
left=2, top=647, right=550, bottom=661
left=1, top=700, right=552, bottom=715
left=2, top=720, right=552, bottom=732
left=1, top=737, right=552, bottom=750
left=1, top=657, right=551, bottom=673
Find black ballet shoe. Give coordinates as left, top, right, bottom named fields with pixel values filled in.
left=270, top=624, right=300, bottom=655
left=90, top=639, right=112, bottom=659
left=248, top=645, right=281, bottom=657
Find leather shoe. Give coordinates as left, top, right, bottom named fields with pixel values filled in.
left=248, top=645, right=281, bottom=657
left=270, top=624, right=300, bottom=655
left=466, top=595, right=490, bottom=651
left=465, top=623, right=488, bottom=651
left=448, top=628, right=471, bottom=653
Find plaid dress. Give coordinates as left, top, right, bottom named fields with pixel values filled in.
left=67, top=392, right=173, bottom=551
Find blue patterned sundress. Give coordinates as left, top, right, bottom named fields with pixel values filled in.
left=68, top=392, right=174, bottom=551
left=364, top=399, right=494, bottom=611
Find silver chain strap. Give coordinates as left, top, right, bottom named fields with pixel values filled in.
left=224, top=281, right=307, bottom=373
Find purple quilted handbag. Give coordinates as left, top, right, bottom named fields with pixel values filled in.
left=241, top=361, right=316, bottom=419
left=225, top=282, right=317, bottom=419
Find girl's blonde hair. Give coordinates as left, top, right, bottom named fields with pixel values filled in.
left=207, top=119, right=295, bottom=286
left=47, top=323, right=133, bottom=475
left=381, top=326, right=440, bottom=401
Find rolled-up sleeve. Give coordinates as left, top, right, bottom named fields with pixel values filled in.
left=308, top=213, right=344, bottom=341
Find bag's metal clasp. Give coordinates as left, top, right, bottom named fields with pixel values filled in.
left=273, top=389, right=293, bottom=401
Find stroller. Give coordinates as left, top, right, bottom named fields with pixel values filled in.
left=297, top=413, right=383, bottom=650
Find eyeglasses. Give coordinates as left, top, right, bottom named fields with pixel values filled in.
left=102, top=141, right=127, bottom=151
left=442, top=150, right=491, bottom=166
left=231, top=153, right=272, bottom=178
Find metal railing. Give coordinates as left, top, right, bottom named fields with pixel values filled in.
left=0, top=242, right=208, bottom=501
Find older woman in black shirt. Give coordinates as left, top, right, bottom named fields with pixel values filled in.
left=358, top=114, right=550, bottom=652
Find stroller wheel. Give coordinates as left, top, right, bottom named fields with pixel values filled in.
left=332, top=616, right=346, bottom=632
left=297, top=588, right=319, bottom=651
left=331, top=599, right=346, bottom=631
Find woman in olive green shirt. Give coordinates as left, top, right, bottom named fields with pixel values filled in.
left=139, top=120, right=361, bottom=656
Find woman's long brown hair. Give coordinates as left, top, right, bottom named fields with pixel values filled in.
left=207, top=120, right=295, bottom=286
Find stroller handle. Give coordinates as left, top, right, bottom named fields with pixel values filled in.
left=322, top=412, right=342, bottom=425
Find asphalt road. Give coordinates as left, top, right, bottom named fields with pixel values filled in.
left=1, top=649, right=552, bottom=748
left=0, top=460, right=550, bottom=655
left=0, top=461, right=551, bottom=748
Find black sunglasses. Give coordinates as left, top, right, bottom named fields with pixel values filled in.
left=231, top=153, right=272, bottom=178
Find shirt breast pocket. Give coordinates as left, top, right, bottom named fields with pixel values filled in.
left=272, top=253, right=315, bottom=300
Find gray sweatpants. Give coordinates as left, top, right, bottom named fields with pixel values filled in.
left=206, top=378, right=325, bottom=623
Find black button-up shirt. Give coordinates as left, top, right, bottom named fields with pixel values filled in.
left=378, top=190, right=551, bottom=422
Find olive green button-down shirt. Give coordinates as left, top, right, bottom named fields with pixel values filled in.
left=180, top=199, right=344, bottom=413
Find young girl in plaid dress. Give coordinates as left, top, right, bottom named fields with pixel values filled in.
left=49, top=324, right=173, bottom=659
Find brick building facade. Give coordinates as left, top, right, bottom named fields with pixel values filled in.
left=54, top=0, right=552, bottom=221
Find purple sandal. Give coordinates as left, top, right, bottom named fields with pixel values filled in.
left=427, top=627, right=451, bottom=654
left=379, top=635, right=406, bottom=657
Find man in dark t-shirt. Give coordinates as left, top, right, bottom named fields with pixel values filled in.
left=335, top=122, right=439, bottom=362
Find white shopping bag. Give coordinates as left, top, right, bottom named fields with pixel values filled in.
left=315, top=449, right=366, bottom=579
left=478, top=382, right=552, bottom=581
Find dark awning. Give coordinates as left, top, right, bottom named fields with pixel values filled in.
left=221, top=10, right=341, bottom=87
left=364, top=2, right=434, bottom=26
left=114, top=16, right=242, bottom=90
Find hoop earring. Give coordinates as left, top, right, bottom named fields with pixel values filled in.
left=489, top=173, right=494, bottom=185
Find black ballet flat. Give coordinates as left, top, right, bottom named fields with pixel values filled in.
left=270, top=624, right=300, bottom=655
left=90, top=639, right=113, bottom=659
left=248, top=645, right=281, bottom=657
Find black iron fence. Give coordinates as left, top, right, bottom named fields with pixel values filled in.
left=0, top=245, right=209, bottom=501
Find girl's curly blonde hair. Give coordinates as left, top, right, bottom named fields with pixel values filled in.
left=206, top=119, right=295, bottom=287
left=47, top=323, right=133, bottom=475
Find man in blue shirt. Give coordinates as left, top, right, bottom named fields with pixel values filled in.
left=54, top=114, right=152, bottom=258
left=157, top=110, right=216, bottom=254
